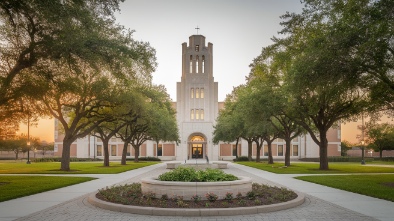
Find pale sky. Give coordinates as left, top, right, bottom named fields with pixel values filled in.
left=115, top=0, right=304, bottom=101
left=21, top=0, right=369, bottom=144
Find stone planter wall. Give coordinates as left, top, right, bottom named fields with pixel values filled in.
left=141, top=176, right=252, bottom=201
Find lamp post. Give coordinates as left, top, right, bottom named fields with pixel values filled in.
left=361, top=140, right=365, bottom=165
left=26, top=117, right=31, bottom=164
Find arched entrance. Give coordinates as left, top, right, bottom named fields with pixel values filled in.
left=188, top=134, right=207, bottom=159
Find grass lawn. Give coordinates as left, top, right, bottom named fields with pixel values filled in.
left=0, top=161, right=158, bottom=174
left=0, top=176, right=95, bottom=202
left=296, top=174, right=394, bottom=202
left=237, top=162, right=394, bottom=174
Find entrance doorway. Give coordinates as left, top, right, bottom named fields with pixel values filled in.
left=188, top=134, right=206, bottom=160
left=192, top=144, right=203, bottom=159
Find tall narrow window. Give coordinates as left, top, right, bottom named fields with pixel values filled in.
left=157, top=144, right=163, bottom=156
left=196, top=88, right=200, bottom=98
left=195, top=109, right=200, bottom=120
left=189, top=55, right=193, bottom=73
left=264, top=145, right=268, bottom=156
left=232, top=144, right=237, bottom=156
left=111, top=145, right=117, bottom=156
left=191, top=88, right=194, bottom=98
left=191, top=109, right=194, bottom=120
left=126, top=145, right=131, bottom=156
left=202, top=55, right=205, bottom=73
left=292, top=145, right=299, bottom=156
left=200, top=88, right=204, bottom=98
left=278, top=145, right=284, bottom=156
left=196, top=55, right=199, bottom=73
left=97, top=145, right=102, bottom=156
left=200, top=109, right=204, bottom=120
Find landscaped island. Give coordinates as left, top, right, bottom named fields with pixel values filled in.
left=95, top=167, right=299, bottom=210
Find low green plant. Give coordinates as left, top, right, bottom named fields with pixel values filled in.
left=233, top=156, right=250, bottom=162
left=224, top=192, right=233, bottom=201
left=191, top=194, right=201, bottom=203
left=236, top=192, right=242, bottom=199
left=161, top=194, right=168, bottom=200
left=205, top=192, right=218, bottom=202
left=246, top=191, right=256, bottom=200
left=158, top=167, right=238, bottom=182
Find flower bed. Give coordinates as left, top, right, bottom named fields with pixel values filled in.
left=96, top=182, right=298, bottom=208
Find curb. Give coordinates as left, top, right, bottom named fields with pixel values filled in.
left=88, top=191, right=305, bottom=216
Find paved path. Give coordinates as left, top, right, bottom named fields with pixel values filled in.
left=0, top=162, right=393, bottom=221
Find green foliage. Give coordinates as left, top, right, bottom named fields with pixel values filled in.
left=126, top=157, right=161, bottom=161
left=0, top=176, right=94, bottom=202
left=233, top=156, right=251, bottom=162
left=297, top=175, right=394, bottom=202
left=374, top=157, right=394, bottom=162
left=205, top=192, right=218, bottom=202
left=299, top=157, right=374, bottom=163
left=33, top=158, right=102, bottom=163
left=158, top=167, right=238, bottom=182
left=98, top=182, right=297, bottom=208
left=366, top=122, right=394, bottom=157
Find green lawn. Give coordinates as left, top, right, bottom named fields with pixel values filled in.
left=296, top=174, right=394, bottom=202
left=237, top=162, right=394, bottom=174
left=0, top=161, right=158, bottom=174
left=0, top=176, right=95, bottom=202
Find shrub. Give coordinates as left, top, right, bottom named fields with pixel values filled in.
left=233, top=156, right=250, bottom=162
left=127, top=157, right=161, bottom=161
left=32, top=157, right=102, bottom=162
left=158, top=167, right=238, bottom=182
left=205, top=192, right=218, bottom=202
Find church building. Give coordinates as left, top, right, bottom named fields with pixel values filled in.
left=53, top=34, right=342, bottom=160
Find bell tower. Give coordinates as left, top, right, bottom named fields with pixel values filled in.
left=176, top=34, right=219, bottom=161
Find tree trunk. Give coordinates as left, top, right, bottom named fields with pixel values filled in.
left=256, top=140, right=261, bottom=162
left=60, top=139, right=72, bottom=171
left=267, top=141, right=274, bottom=164
left=15, top=151, right=19, bottom=160
left=235, top=138, right=239, bottom=159
left=134, top=146, right=140, bottom=162
left=380, top=150, right=382, bottom=159
left=103, top=141, right=110, bottom=167
left=247, top=140, right=253, bottom=161
left=285, top=138, right=291, bottom=167
left=319, top=130, right=329, bottom=170
left=121, top=142, right=128, bottom=165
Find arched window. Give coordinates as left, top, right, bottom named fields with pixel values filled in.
left=200, top=109, right=204, bottom=120
left=196, top=55, right=199, bottom=74
left=191, top=88, right=194, bottom=98
left=189, top=55, right=193, bottom=73
left=195, top=109, right=200, bottom=120
left=200, top=88, right=204, bottom=99
left=191, top=135, right=204, bottom=142
left=202, top=55, right=205, bottom=73
left=196, top=88, right=200, bottom=98
left=191, top=109, right=194, bottom=120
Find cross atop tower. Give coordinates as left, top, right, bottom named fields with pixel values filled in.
left=195, top=26, right=200, bottom=34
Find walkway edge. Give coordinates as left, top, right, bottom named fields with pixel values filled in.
left=87, top=191, right=305, bottom=216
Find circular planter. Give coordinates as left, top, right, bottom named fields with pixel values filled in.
left=140, top=176, right=252, bottom=201
left=88, top=191, right=305, bottom=216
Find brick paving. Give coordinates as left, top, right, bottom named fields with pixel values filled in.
left=13, top=163, right=378, bottom=221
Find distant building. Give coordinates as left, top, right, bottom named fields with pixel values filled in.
left=53, top=34, right=342, bottom=160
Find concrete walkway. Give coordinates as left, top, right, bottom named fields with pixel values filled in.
left=0, top=162, right=392, bottom=221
